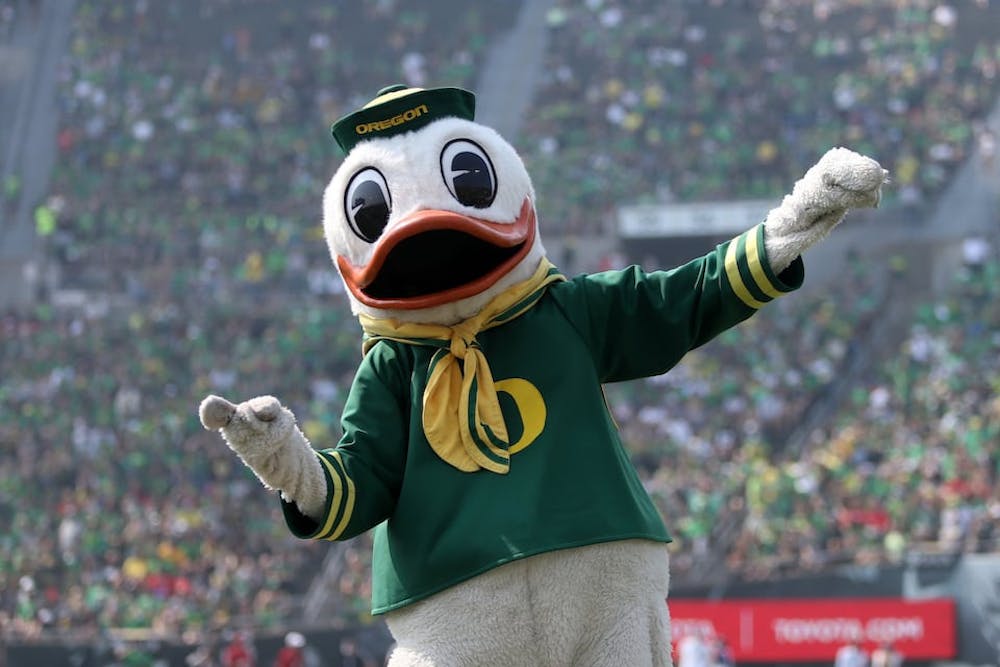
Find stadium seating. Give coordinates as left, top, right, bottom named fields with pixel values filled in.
left=723, top=251, right=1000, bottom=579
left=3, top=0, right=999, bottom=642
left=3, top=0, right=520, bottom=637
left=520, top=0, right=1000, bottom=234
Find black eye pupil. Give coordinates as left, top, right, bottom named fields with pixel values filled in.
left=450, top=152, right=494, bottom=208
left=351, top=180, right=389, bottom=242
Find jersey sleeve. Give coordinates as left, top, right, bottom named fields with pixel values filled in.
left=281, top=343, right=409, bottom=541
left=554, top=223, right=804, bottom=382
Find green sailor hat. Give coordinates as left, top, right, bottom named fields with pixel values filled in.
left=331, top=84, right=476, bottom=155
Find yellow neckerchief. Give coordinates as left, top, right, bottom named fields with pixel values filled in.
left=359, top=259, right=565, bottom=474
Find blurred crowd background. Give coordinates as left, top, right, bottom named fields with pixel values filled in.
left=1, top=0, right=999, bottom=663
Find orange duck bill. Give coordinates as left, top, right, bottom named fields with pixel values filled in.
left=337, top=198, right=537, bottom=310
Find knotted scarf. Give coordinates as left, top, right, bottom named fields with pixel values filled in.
left=359, top=259, right=565, bottom=474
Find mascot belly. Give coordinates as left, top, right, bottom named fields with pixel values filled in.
left=199, top=85, right=888, bottom=666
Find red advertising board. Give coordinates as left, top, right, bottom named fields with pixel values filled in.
left=669, top=598, right=955, bottom=662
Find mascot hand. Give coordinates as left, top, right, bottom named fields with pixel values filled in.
left=763, top=147, right=888, bottom=272
left=199, top=394, right=327, bottom=519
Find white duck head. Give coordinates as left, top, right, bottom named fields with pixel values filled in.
left=323, top=85, right=547, bottom=325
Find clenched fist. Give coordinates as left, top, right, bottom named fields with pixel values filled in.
left=199, top=394, right=327, bottom=519
left=764, top=147, right=889, bottom=272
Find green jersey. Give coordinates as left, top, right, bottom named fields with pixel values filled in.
left=282, top=224, right=803, bottom=614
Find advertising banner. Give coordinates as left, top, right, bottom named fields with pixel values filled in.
left=617, top=200, right=774, bottom=238
left=670, top=597, right=955, bottom=662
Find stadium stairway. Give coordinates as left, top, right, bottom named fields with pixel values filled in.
left=473, top=0, right=620, bottom=276
left=301, top=541, right=351, bottom=621
left=0, top=0, right=76, bottom=309
left=473, top=0, right=552, bottom=142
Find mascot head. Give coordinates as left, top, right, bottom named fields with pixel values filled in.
left=322, top=85, right=547, bottom=325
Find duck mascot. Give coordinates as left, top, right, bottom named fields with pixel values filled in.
left=200, top=85, right=887, bottom=666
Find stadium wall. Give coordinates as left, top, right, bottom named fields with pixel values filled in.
left=671, top=553, right=1000, bottom=666
left=3, top=623, right=393, bottom=667
left=0, top=0, right=75, bottom=310
left=5, top=554, right=999, bottom=666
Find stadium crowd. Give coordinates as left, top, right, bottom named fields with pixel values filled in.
left=607, top=250, right=887, bottom=581
left=4, top=0, right=519, bottom=641
left=0, top=299, right=356, bottom=638
left=40, top=0, right=516, bottom=297
left=3, top=0, right=1000, bottom=650
left=522, top=0, right=1000, bottom=234
left=721, top=239, right=1000, bottom=580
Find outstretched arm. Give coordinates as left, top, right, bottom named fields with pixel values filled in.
left=553, top=147, right=887, bottom=383
left=199, top=344, right=407, bottom=541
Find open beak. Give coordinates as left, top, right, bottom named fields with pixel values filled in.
left=337, top=198, right=536, bottom=310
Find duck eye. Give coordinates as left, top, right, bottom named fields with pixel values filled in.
left=440, top=139, right=497, bottom=208
left=344, top=167, right=391, bottom=243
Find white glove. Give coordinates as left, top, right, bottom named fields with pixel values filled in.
left=199, top=394, right=327, bottom=520
left=763, top=147, right=889, bottom=273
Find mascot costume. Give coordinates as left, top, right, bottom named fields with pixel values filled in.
left=200, top=85, right=887, bottom=666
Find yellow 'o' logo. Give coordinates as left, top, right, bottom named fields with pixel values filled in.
left=494, top=378, right=546, bottom=454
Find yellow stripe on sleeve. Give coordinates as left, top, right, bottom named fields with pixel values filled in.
left=724, top=234, right=766, bottom=309
left=315, top=454, right=343, bottom=540
left=745, top=225, right=785, bottom=300
left=325, top=451, right=356, bottom=541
